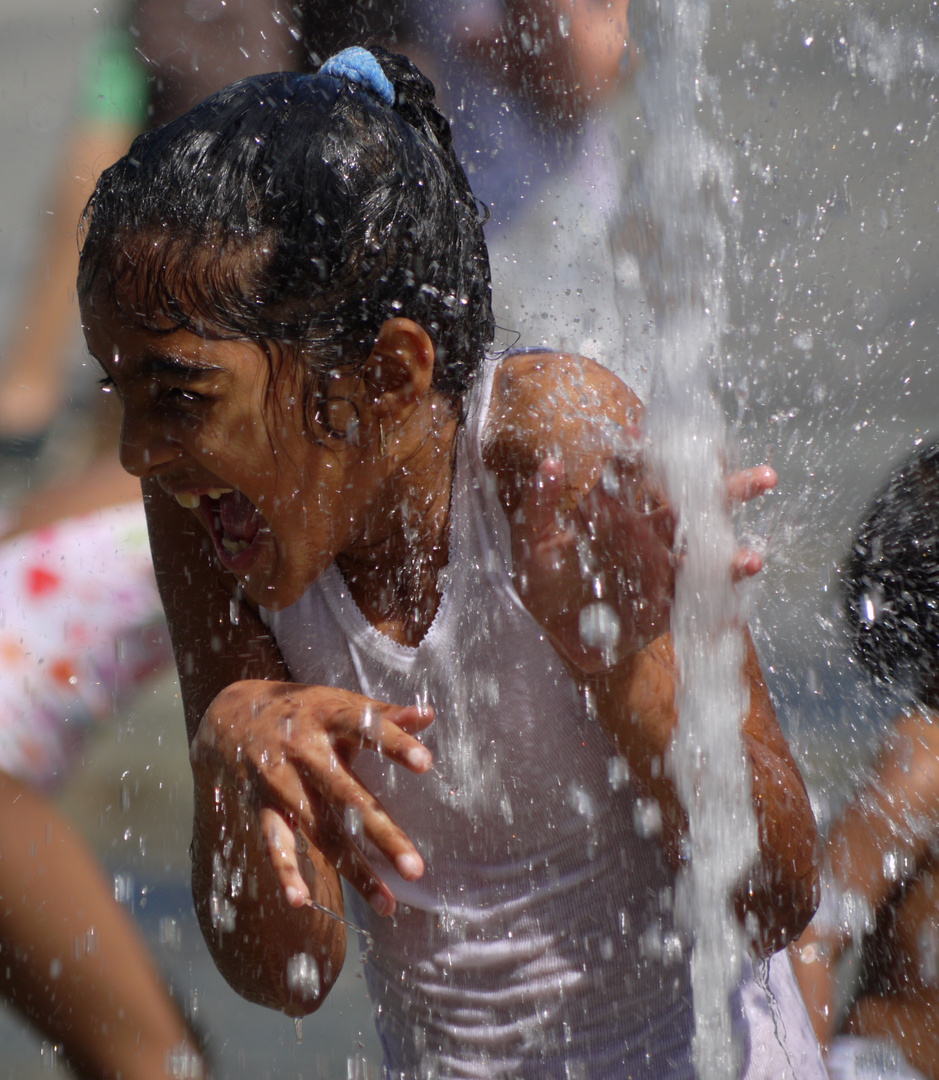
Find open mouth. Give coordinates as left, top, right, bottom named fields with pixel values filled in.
left=175, top=488, right=265, bottom=570
left=215, top=489, right=262, bottom=554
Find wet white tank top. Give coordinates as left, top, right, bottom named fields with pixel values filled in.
left=261, top=359, right=825, bottom=1080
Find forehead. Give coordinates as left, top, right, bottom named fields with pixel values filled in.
left=79, top=229, right=315, bottom=370
left=82, top=278, right=265, bottom=386
left=80, top=224, right=273, bottom=321
left=82, top=262, right=172, bottom=344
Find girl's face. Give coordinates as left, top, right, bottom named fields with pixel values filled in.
left=82, top=281, right=386, bottom=611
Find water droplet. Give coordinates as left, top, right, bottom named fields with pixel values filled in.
left=567, top=782, right=596, bottom=822
left=344, top=804, right=363, bottom=840
left=113, top=873, right=134, bottom=908
left=578, top=602, right=622, bottom=665
left=287, top=952, right=321, bottom=1003
left=607, top=755, right=631, bottom=790
left=159, top=917, right=182, bottom=951
left=883, top=848, right=900, bottom=881
left=633, top=798, right=663, bottom=839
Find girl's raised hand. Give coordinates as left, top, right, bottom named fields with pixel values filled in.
left=510, top=457, right=776, bottom=676
left=727, top=464, right=778, bottom=581
left=191, top=680, right=433, bottom=918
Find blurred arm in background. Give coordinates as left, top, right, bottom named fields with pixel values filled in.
left=0, top=25, right=145, bottom=452
left=0, top=771, right=206, bottom=1080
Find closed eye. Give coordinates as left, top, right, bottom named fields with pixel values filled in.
left=163, top=385, right=206, bottom=406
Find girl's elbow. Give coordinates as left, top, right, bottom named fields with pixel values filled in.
left=736, top=840, right=821, bottom=959
left=192, top=876, right=346, bottom=1015
left=202, top=917, right=345, bottom=1016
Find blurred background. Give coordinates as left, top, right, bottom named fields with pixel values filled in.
left=0, top=0, right=936, bottom=1076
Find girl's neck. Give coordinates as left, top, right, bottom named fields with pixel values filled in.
left=336, top=406, right=460, bottom=647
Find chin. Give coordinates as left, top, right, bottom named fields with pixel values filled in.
left=242, top=573, right=307, bottom=613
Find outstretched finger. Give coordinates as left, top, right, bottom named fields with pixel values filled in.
left=390, top=702, right=436, bottom=735
left=726, top=465, right=777, bottom=506
left=296, top=756, right=425, bottom=881
left=311, top=798, right=402, bottom=918
left=261, top=806, right=315, bottom=908
left=645, top=503, right=677, bottom=548
left=333, top=701, right=434, bottom=774
left=261, top=795, right=401, bottom=918
left=732, top=547, right=764, bottom=582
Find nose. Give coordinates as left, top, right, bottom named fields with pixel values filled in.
left=119, top=403, right=182, bottom=477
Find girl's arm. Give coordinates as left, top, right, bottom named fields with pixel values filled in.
left=0, top=771, right=206, bottom=1080
left=595, top=631, right=819, bottom=957
left=145, top=479, right=345, bottom=1013
left=144, top=481, right=431, bottom=1014
left=486, top=351, right=818, bottom=956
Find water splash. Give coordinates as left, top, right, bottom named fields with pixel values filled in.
left=625, top=1, right=759, bottom=1075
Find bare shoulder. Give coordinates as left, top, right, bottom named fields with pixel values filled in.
left=482, top=350, right=644, bottom=514
left=488, top=349, right=643, bottom=430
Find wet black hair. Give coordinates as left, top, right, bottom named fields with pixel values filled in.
left=78, top=47, right=493, bottom=411
left=843, top=440, right=939, bottom=701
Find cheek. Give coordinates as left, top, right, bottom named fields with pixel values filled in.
left=188, top=413, right=269, bottom=466
left=276, top=465, right=350, bottom=536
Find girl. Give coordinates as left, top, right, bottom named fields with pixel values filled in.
left=78, top=46, right=821, bottom=1079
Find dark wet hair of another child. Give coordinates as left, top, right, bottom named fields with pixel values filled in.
left=78, top=47, right=493, bottom=422
left=844, top=440, right=939, bottom=702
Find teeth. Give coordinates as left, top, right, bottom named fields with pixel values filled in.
left=206, top=488, right=233, bottom=500
left=174, top=492, right=201, bottom=510
left=221, top=538, right=250, bottom=554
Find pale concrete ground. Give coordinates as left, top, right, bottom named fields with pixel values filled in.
left=0, top=0, right=937, bottom=1075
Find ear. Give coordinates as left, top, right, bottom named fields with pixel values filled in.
left=364, top=318, right=436, bottom=421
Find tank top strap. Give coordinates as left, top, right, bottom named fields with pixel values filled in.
left=459, top=354, right=500, bottom=472
left=446, top=355, right=519, bottom=595
left=461, top=347, right=552, bottom=466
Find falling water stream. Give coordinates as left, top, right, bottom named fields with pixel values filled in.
left=627, top=1, right=758, bottom=1076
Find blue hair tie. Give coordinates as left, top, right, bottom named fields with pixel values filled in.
left=319, top=46, right=395, bottom=107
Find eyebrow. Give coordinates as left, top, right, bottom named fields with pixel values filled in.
left=134, top=351, right=224, bottom=382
